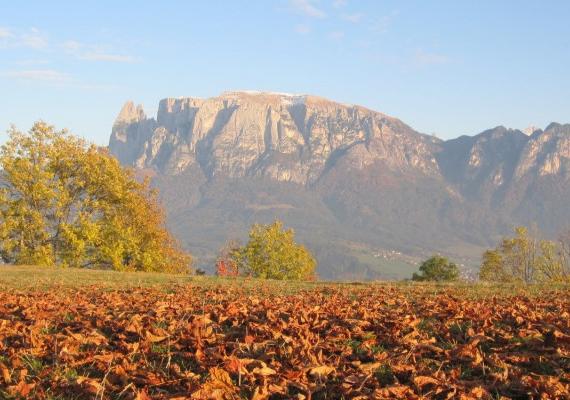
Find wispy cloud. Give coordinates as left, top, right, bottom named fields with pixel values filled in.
left=332, top=0, right=347, bottom=8
left=71, top=82, right=121, bottom=90
left=369, top=11, right=399, bottom=33
left=4, top=69, right=70, bottom=83
left=290, top=0, right=326, bottom=18
left=0, top=27, right=13, bottom=39
left=370, top=16, right=391, bottom=33
left=0, top=27, right=49, bottom=49
left=414, top=49, right=450, bottom=66
left=329, top=31, right=345, bottom=40
left=342, top=13, right=363, bottom=23
left=63, top=40, right=137, bottom=63
left=2, top=68, right=120, bottom=90
left=15, top=59, right=51, bottom=66
left=0, top=27, right=12, bottom=49
left=1, top=34, right=136, bottom=63
left=62, top=40, right=81, bottom=52
left=366, top=52, right=401, bottom=66
left=20, top=28, right=48, bottom=49
left=79, top=52, right=136, bottom=62
left=294, top=24, right=312, bottom=34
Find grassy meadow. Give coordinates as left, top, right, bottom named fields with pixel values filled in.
left=1, top=265, right=567, bottom=297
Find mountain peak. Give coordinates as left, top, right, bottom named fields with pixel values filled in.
left=109, top=93, right=436, bottom=182
left=545, top=122, right=563, bottom=132
left=474, top=125, right=526, bottom=140
left=114, top=101, right=146, bottom=126
left=523, top=125, right=540, bottom=136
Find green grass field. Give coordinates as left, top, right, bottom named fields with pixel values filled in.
left=1, top=265, right=567, bottom=299
left=0, top=265, right=326, bottom=293
left=0, top=265, right=193, bottom=290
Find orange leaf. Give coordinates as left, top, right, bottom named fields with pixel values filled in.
left=413, top=375, right=439, bottom=388
left=253, top=366, right=277, bottom=376
left=146, top=331, right=168, bottom=343
left=0, top=363, right=11, bottom=384
left=308, top=365, right=335, bottom=378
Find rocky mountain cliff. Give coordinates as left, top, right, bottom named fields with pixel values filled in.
left=109, top=92, right=570, bottom=279
left=110, top=92, right=440, bottom=183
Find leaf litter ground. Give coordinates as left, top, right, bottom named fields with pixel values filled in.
left=0, top=283, right=568, bottom=399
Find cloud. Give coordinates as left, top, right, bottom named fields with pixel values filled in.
left=70, top=82, right=121, bottom=90
left=2, top=68, right=120, bottom=91
left=4, top=69, right=70, bottom=82
left=62, top=40, right=82, bottom=52
left=20, top=28, right=48, bottom=49
left=0, top=27, right=13, bottom=48
left=0, top=27, right=49, bottom=49
left=15, top=59, right=50, bottom=66
left=342, top=13, right=363, bottom=23
left=294, top=24, right=311, bottom=34
left=370, top=16, right=391, bottom=33
left=0, top=27, right=13, bottom=39
left=79, top=52, right=136, bottom=63
left=290, top=0, right=326, bottom=18
left=329, top=31, right=345, bottom=40
left=332, top=0, right=347, bottom=8
left=355, top=39, right=372, bottom=49
left=63, top=40, right=137, bottom=63
left=369, top=10, right=399, bottom=33
left=414, top=49, right=450, bottom=66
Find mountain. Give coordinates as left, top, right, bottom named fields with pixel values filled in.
left=109, top=92, right=570, bottom=279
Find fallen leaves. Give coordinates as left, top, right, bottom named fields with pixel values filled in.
left=191, top=367, right=237, bottom=399
left=308, top=365, right=335, bottom=378
left=0, top=285, right=568, bottom=399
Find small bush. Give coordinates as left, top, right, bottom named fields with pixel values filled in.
left=412, top=255, right=459, bottom=282
left=229, top=220, right=316, bottom=280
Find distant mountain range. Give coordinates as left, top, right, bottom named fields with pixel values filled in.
left=108, top=92, right=570, bottom=279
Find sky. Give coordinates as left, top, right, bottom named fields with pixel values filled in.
left=1, top=0, right=569, bottom=145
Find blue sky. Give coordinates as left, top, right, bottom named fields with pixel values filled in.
left=1, top=0, right=569, bottom=144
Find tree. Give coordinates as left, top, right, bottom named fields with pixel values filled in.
left=0, top=122, right=191, bottom=273
left=559, top=229, right=570, bottom=279
left=230, top=221, right=316, bottom=280
left=479, top=227, right=534, bottom=283
left=216, top=240, right=240, bottom=277
left=479, top=249, right=507, bottom=282
left=412, top=255, right=459, bottom=282
left=536, top=239, right=567, bottom=282
left=479, top=226, right=569, bottom=284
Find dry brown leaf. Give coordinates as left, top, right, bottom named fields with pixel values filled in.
left=253, top=366, right=277, bottom=376
left=413, top=375, right=439, bottom=388
left=0, top=363, right=11, bottom=384
left=0, top=283, right=567, bottom=399
left=145, top=330, right=168, bottom=343
left=308, top=365, right=335, bottom=378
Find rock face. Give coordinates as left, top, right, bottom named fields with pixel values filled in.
left=109, top=92, right=570, bottom=279
left=110, top=92, right=440, bottom=183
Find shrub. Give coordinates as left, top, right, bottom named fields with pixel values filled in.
left=412, top=255, right=459, bottom=282
left=230, top=220, right=316, bottom=280
left=215, top=240, right=241, bottom=277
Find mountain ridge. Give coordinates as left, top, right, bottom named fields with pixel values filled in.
left=108, top=92, right=570, bottom=279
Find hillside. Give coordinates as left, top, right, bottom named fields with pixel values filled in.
left=108, top=92, right=570, bottom=279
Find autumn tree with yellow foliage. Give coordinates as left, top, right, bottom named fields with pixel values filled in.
left=479, top=226, right=569, bottom=284
left=0, top=122, right=191, bottom=273
left=230, top=221, right=316, bottom=280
